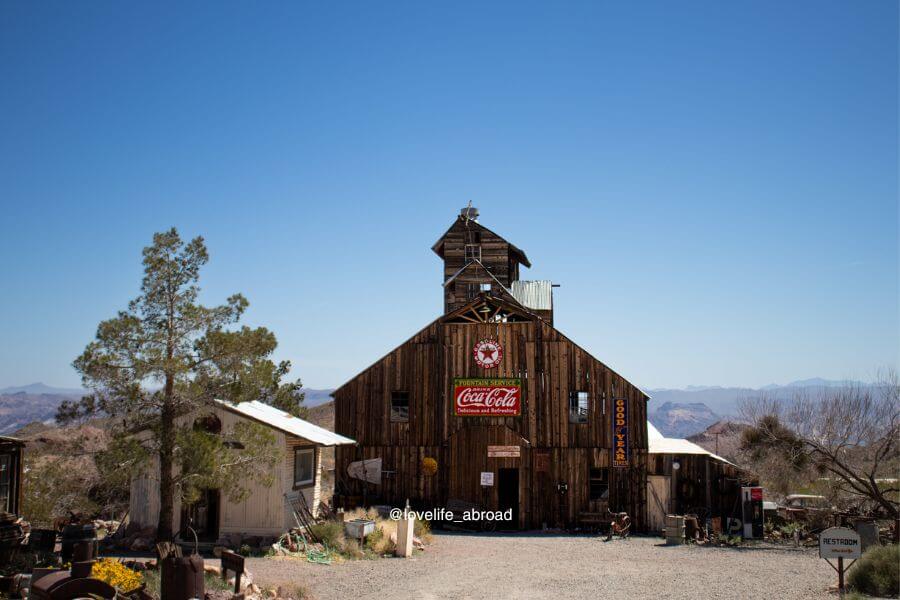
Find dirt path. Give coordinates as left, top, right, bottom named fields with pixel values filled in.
left=247, top=533, right=835, bottom=600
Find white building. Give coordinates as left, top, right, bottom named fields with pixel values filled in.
left=129, top=400, right=354, bottom=543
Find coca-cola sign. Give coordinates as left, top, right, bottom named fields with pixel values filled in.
left=453, top=378, right=521, bottom=416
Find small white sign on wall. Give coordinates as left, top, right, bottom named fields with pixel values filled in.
left=480, top=471, right=494, bottom=486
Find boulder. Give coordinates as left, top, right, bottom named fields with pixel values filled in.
left=130, top=537, right=153, bottom=552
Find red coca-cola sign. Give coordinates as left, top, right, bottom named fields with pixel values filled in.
left=454, top=378, right=521, bottom=416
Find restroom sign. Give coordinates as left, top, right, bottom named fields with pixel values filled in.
left=819, top=527, right=861, bottom=559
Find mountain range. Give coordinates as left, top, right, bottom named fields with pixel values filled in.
left=0, top=384, right=337, bottom=435
left=0, top=379, right=875, bottom=438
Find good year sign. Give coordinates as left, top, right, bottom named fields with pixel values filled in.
left=454, top=378, right=521, bottom=416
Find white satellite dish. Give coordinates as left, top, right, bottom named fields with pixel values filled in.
left=347, top=458, right=382, bottom=485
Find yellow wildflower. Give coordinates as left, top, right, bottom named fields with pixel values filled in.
left=91, top=558, right=142, bottom=592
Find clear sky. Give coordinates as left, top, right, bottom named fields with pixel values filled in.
left=1, top=1, right=897, bottom=391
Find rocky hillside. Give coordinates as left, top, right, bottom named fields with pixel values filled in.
left=687, top=420, right=749, bottom=462
left=0, top=391, right=77, bottom=434
left=0, top=385, right=334, bottom=435
left=648, top=401, right=720, bottom=438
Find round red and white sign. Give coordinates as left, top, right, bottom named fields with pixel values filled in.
left=473, top=339, right=503, bottom=369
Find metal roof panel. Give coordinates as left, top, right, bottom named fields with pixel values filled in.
left=214, top=399, right=355, bottom=446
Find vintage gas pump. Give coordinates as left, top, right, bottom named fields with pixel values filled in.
left=740, top=486, right=764, bottom=539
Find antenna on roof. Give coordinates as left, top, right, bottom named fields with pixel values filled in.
left=460, top=201, right=479, bottom=223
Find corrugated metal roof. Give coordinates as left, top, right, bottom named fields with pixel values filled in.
left=647, top=421, right=733, bottom=465
left=510, top=280, right=553, bottom=311
left=214, top=399, right=355, bottom=447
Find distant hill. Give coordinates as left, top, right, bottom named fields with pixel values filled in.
left=648, top=401, right=720, bottom=438
left=0, top=383, right=85, bottom=396
left=0, top=384, right=334, bottom=435
left=687, top=420, right=749, bottom=462
left=0, top=392, right=79, bottom=435
left=302, top=388, right=335, bottom=407
left=646, top=378, right=876, bottom=421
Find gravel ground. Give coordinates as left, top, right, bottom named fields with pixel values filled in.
left=246, top=532, right=836, bottom=600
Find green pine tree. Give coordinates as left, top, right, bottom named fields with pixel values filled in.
left=59, top=228, right=305, bottom=541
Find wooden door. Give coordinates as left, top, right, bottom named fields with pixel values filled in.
left=646, top=475, right=670, bottom=534
left=497, top=468, right=519, bottom=530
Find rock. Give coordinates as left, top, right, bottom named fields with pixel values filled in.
left=121, top=521, right=142, bottom=539
left=243, top=535, right=263, bottom=548
left=204, top=564, right=222, bottom=576
left=130, top=536, right=153, bottom=551
left=248, top=583, right=261, bottom=595
left=138, top=525, right=157, bottom=537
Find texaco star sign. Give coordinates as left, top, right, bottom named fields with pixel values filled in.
left=473, top=338, right=503, bottom=369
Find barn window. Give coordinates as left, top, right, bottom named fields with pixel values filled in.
left=465, top=244, right=481, bottom=262
left=193, top=414, right=222, bottom=434
left=569, top=391, right=589, bottom=423
left=391, top=391, right=410, bottom=422
left=589, top=468, right=609, bottom=501
left=0, top=454, right=10, bottom=513
left=293, top=447, right=316, bottom=487
left=480, top=282, right=491, bottom=292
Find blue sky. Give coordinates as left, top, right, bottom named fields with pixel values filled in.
left=1, top=1, right=897, bottom=391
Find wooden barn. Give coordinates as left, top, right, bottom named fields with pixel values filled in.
left=645, top=422, right=750, bottom=533
left=333, top=208, right=650, bottom=530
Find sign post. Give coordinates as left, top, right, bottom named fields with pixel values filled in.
left=819, top=527, right=861, bottom=594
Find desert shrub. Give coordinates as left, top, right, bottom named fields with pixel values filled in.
left=309, top=521, right=345, bottom=549
left=365, top=527, right=395, bottom=555
left=341, top=539, right=366, bottom=560
left=779, top=522, right=802, bottom=535
left=414, top=518, right=432, bottom=542
left=848, top=545, right=899, bottom=598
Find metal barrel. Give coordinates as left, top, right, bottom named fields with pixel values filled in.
left=60, top=524, right=97, bottom=564
left=160, top=554, right=205, bottom=600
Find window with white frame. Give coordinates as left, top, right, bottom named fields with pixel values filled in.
left=569, top=391, right=589, bottom=423
left=293, top=447, right=315, bottom=487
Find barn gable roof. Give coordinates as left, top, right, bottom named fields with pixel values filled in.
left=333, top=293, right=650, bottom=402
left=431, top=216, right=532, bottom=268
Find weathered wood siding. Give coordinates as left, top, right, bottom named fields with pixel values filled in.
left=334, top=314, right=649, bottom=529
left=439, top=218, right=524, bottom=313
left=648, top=453, right=748, bottom=522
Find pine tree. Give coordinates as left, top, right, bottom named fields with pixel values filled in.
left=59, top=228, right=304, bottom=541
